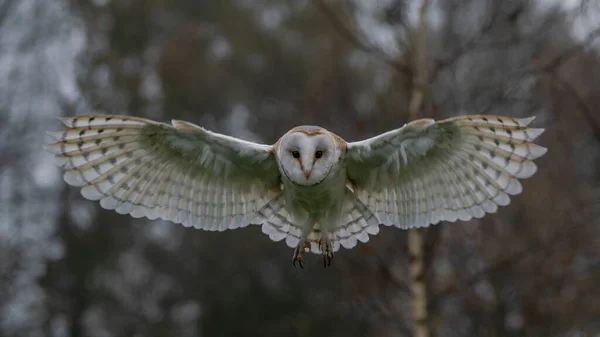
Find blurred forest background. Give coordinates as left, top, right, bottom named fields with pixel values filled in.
left=1, top=0, right=599, bottom=336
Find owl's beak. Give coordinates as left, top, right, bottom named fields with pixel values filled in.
left=303, top=169, right=312, bottom=179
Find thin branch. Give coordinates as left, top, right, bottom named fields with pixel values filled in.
left=432, top=10, right=600, bottom=82
left=431, top=0, right=504, bottom=80
left=444, top=25, right=600, bottom=108
left=312, top=0, right=412, bottom=76
left=523, top=25, right=600, bottom=75
left=550, top=73, right=600, bottom=144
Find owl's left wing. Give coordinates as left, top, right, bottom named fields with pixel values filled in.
left=46, top=115, right=282, bottom=230
left=344, top=115, right=547, bottom=229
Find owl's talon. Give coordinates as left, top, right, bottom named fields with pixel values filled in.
left=319, top=237, right=334, bottom=268
left=292, top=241, right=306, bottom=269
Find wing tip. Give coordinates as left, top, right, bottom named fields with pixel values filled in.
left=42, top=143, right=58, bottom=154
left=532, top=145, right=548, bottom=159
left=56, top=116, right=74, bottom=127
left=527, top=127, right=545, bottom=141
left=45, top=130, right=63, bottom=143
left=520, top=116, right=536, bottom=126
left=63, top=170, right=86, bottom=187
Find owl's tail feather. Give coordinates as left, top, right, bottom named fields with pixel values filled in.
left=257, top=189, right=380, bottom=254
left=316, top=189, right=380, bottom=253
left=256, top=194, right=302, bottom=247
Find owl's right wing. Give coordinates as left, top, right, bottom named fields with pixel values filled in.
left=46, top=115, right=282, bottom=231
left=344, top=115, right=547, bottom=229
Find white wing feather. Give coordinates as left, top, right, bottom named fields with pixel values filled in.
left=345, top=115, right=547, bottom=229
left=46, top=115, right=281, bottom=230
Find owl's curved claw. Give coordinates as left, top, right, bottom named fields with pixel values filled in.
left=292, top=256, right=304, bottom=269
left=319, top=237, right=334, bottom=268
left=292, top=242, right=306, bottom=269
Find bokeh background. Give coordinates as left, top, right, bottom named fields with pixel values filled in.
left=1, top=0, right=599, bottom=336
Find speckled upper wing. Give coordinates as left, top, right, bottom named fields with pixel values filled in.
left=46, top=115, right=281, bottom=230
left=344, top=115, right=547, bottom=229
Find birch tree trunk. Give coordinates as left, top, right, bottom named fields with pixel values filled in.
left=407, top=1, right=430, bottom=337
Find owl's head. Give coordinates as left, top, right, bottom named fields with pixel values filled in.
left=276, top=126, right=343, bottom=186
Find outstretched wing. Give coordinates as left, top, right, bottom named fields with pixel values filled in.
left=345, top=115, right=547, bottom=229
left=46, top=115, right=282, bottom=230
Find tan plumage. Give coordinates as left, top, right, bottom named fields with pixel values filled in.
left=46, top=114, right=546, bottom=267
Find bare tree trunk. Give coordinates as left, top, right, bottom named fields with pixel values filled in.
left=407, top=1, right=430, bottom=337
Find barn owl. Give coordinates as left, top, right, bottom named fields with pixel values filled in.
left=46, top=114, right=546, bottom=268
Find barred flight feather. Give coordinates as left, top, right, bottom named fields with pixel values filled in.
left=346, top=115, right=547, bottom=229
left=46, top=115, right=282, bottom=231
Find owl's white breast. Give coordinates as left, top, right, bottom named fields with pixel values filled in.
left=282, top=165, right=347, bottom=219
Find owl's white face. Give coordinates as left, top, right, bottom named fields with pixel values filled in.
left=277, top=128, right=339, bottom=186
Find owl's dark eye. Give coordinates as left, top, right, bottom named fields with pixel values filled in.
left=315, top=150, right=323, bottom=159
left=291, top=151, right=300, bottom=158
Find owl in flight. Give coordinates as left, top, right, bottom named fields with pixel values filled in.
left=47, top=114, right=546, bottom=268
